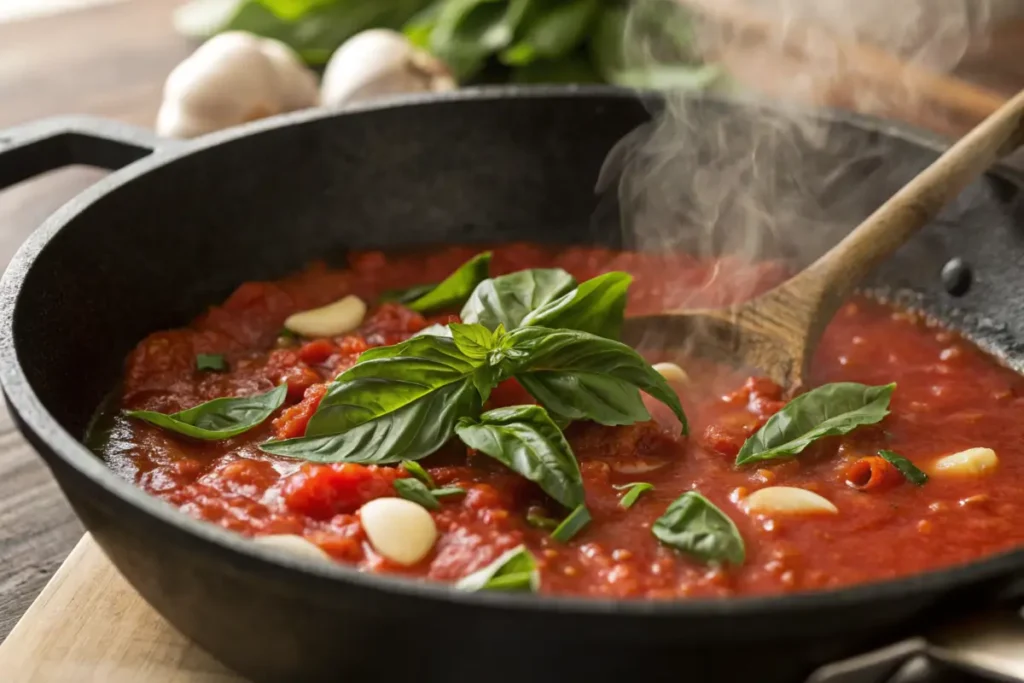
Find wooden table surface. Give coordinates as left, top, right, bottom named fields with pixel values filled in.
left=2, top=0, right=1024, bottom=649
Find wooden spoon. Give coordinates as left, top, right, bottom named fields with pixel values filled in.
left=626, top=88, right=1024, bottom=390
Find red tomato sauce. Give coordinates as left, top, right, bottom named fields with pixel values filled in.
left=96, top=244, right=1024, bottom=598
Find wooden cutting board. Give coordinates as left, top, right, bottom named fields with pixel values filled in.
left=0, top=534, right=243, bottom=682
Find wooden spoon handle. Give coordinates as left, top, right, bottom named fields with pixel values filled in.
left=788, top=87, right=1024, bottom=306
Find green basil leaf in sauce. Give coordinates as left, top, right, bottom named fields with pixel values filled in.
left=401, top=460, right=435, bottom=487
left=456, top=544, right=540, bottom=592
left=260, top=379, right=481, bottom=464
left=196, top=353, right=226, bottom=372
left=526, top=507, right=560, bottom=529
left=455, top=404, right=584, bottom=509
left=614, top=482, right=653, bottom=509
left=461, top=268, right=577, bottom=332
left=126, top=384, right=287, bottom=441
left=394, top=478, right=440, bottom=510
left=505, top=327, right=687, bottom=434
left=550, top=504, right=591, bottom=543
left=433, top=487, right=467, bottom=498
left=735, top=382, right=895, bottom=466
left=878, top=448, right=928, bottom=486
left=305, top=331, right=498, bottom=437
left=652, top=491, right=745, bottom=566
left=386, top=252, right=492, bottom=313
left=521, top=272, right=632, bottom=340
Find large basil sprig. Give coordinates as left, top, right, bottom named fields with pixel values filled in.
left=652, top=491, right=745, bottom=566
left=506, top=327, right=688, bottom=434
left=735, top=382, right=895, bottom=466
left=521, top=271, right=631, bottom=339
left=384, top=252, right=491, bottom=313
left=126, top=384, right=287, bottom=440
left=461, top=268, right=576, bottom=332
left=456, top=405, right=583, bottom=508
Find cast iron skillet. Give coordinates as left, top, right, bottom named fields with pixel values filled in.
left=1, top=87, right=1023, bottom=683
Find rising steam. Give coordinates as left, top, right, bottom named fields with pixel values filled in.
left=601, top=0, right=1003, bottom=314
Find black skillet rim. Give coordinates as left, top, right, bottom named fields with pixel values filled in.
left=2, top=84, right=1023, bottom=619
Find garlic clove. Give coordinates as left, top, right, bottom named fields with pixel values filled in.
left=932, top=447, right=998, bottom=477
left=252, top=534, right=332, bottom=562
left=742, top=486, right=839, bottom=515
left=284, top=295, right=367, bottom=338
left=321, top=29, right=455, bottom=109
left=258, top=38, right=321, bottom=110
left=359, top=497, right=438, bottom=566
left=653, top=362, right=690, bottom=385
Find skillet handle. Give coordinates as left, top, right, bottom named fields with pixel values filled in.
left=928, top=607, right=1024, bottom=681
left=0, top=116, right=179, bottom=191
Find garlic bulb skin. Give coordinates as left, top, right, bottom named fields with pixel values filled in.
left=321, top=29, right=456, bottom=109
left=157, top=31, right=319, bottom=138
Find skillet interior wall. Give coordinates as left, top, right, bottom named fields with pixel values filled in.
left=10, top=93, right=1024, bottom=442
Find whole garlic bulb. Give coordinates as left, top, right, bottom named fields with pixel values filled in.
left=157, top=31, right=320, bottom=138
left=321, top=29, right=456, bottom=109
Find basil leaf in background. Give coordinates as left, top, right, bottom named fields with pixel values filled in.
left=614, top=482, right=653, bottom=509
left=403, top=0, right=445, bottom=48
left=176, top=0, right=431, bottom=65
left=509, top=52, right=603, bottom=84
left=430, top=0, right=531, bottom=79
left=127, top=384, right=287, bottom=440
left=382, top=283, right=435, bottom=305
left=526, top=507, right=559, bottom=529
left=306, top=333, right=491, bottom=436
left=390, top=252, right=492, bottom=313
left=394, top=478, right=440, bottom=509
left=402, top=459, right=435, bottom=487
left=610, top=64, right=724, bottom=90
left=455, top=405, right=584, bottom=508
left=550, top=504, right=590, bottom=543
left=734, top=383, right=896, bottom=466
left=433, top=486, right=466, bottom=498
left=500, top=0, right=599, bottom=66
left=261, top=379, right=480, bottom=463
left=521, top=272, right=631, bottom=339
left=878, top=449, right=928, bottom=486
left=588, top=3, right=627, bottom=81
left=507, top=327, right=687, bottom=433
left=456, top=544, right=539, bottom=592
left=461, top=268, right=576, bottom=332
left=652, top=491, right=745, bottom=566
left=196, top=353, right=227, bottom=372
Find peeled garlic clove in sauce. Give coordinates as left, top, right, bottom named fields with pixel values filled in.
left=252, top=534, right=332, bottom=562
left=653, top=362, right=690, bottom=385
left=359, top=497, right=437, bottom=566
left=284, top=295, right=366, bottom=338
left=932, top=447, right=998, bottom=477
left=743, top=486, right=838, bottom=515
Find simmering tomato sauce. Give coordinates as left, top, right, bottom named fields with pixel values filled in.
left=95, top=244, right=1024, bottom=598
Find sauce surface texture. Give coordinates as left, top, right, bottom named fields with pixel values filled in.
left=96, top=244, right=1024, bottom=598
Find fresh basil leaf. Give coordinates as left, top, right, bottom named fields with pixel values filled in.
left=196, top=353, right=226, bottom=372
left=510, top=53, right=603, bottom=84
left=500, top=0, right=599, bottom=65
left=614, top=482, right=653, bottom=509
left=878, top=449, right=928, bottom=486
left=433, top=486, right=466, bottom=498
left=261, top=379, right=480, bottom=464
left=521, top=272, right=631, bottom=339
left=735, top=383, right=896, bottom=466
left=430, top=0, right=532, bottom=79
left=401, top=459, right=435, bottom=487
left=382, top=283, right=436, bottom=305
left=390, top=252, right=492, bottom=313
left=404, top=0, right=445, bottom=49
left=652, top=491, right=745, bottom=566
left=450, top=322, right=501, bottom=361
left=306, top=334, right=491, bottom=437
left=127, top=384, right=287, bottom=440
left=526, top=507, right=559, bottom=529
left=506, top=327, right=687, bottom=433
left=588, top=3, right=627, bottom=81
left=461, top=268, right=576, bottom=332
left=550, top=504, right=590, bottom=543
left=394, top=478, right=440, bottom=510
left=413, top=323, right=454, bottom=339
left=456, top=544, right=539, bottom=592
left=455, top=405, right=584, bottom=508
